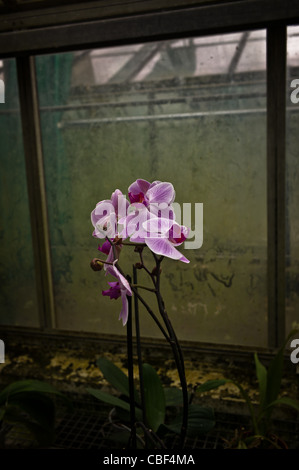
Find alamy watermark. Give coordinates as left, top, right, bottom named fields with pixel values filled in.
left=290, top=79, right=299, bottom=104
left=94, top=197, right=203, bottom=250
left=290, top=338, right=299, bottom=364
left=0, top=79, right=4, bottom=103
left=0, top=339, right=4, bottom=363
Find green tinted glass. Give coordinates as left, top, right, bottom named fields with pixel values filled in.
left=0, top=59, right=39, bottom=327
left=37, top=31, right=267, bottom=345
left=286, top=26, right=299, bottom=333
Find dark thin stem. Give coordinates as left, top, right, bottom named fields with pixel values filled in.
left=136, top=422, right=167, bottom=449
left=131, top=287, right=170, bottom=343
left=105, top=236, right=186, bottom=443
left=95, top=258, right=115, bottom=266
left=126, top=280, right=136, bottom=449
left=139, top=250, right=156, bottom=283
left=131, top=284, right=156, bottom=293
left=154, top=257, right=188, bottom=448
left=106, top=236, right=118, bottom=262
left=133, top=266, right=148, bottom=447
left=121, top=241, right=147, bottom=247
left=103, top=242, right=170, bottom=343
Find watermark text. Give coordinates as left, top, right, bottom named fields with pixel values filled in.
left=0, top=340, right=4, bottom=363
left=290, top=79, right=299, bottom=104
left=0, top=79, right=4, bottom=103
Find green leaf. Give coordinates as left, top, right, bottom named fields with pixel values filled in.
left=254, top=353, right=267, bottom=409
left=266, top=330, right=299, bottom=414
left=165, top=404, right=215, bottom=437
left=87, top=388, right=142, bottom=421
left=237, top=440, right=248, bottom=449
left=266, top=397, right=299, bottom=413
left=0, top=380, right=71, bottom=447
left=164, top=387, right=184, bottom=407
left=0, top=380, right=68, bottom=406
left=195, top=379, right=258, bottom=432
left=196, top=377, right=257, bottom=432
left=142, top=363, right=165, bottom=432
left=4, top=394, right=56, bottom=431
left=96, top=358, right=140, bottom=406
left=105, top=430, right=144, bottom=449
left=3, top=405, right=55, bottom=446
left=164, top=388, right=192, bottom=406
left=196, top=379, right=228, bottom=394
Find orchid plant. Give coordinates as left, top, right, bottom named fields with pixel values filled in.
left=89, top=179, right=209, bottom=448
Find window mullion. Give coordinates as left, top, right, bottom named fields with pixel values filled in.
left=16, top=55, right=56, bottom=329
left=267, top=24, right=287, bottom=348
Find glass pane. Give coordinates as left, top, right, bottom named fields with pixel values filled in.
left=37, top=30, right=267, bottom=346
left=286, top=25, right=299, bottom=333
left=0, top=59, right=39, bottom=327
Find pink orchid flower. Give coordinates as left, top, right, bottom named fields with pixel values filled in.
left=103, top=261, right=132, bottom=326
left=128, top=179, right=175, bottom=209
left=92, top=189, right=128, bottom=268
left=120, top=179, right=176, bottom=241
left=91, top=189, right=129, bottom=239
left=97, top=239, right=122, bottom=271
left=97, top=240, right=111, bottom=255
left=140, top=217, right=190, bottom=263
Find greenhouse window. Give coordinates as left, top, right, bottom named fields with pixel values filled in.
left=0, top=2, right=298, bottom=352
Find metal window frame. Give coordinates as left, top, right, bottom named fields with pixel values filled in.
left=267, top=25, right=287, bottom=348
left=0, top=0, right=297, bottom=349
left=0, top=0, right=298, bottom=56
left=16, top=56, right=56, bottom=330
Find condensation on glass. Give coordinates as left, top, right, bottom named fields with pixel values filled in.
left=286, top=26, right=299, bottom=334
left=0, top=59, right=39, bottom=327
left=36, top=30, right=267, bottom=346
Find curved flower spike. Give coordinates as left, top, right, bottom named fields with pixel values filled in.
left=103, top=260, right=132, bottom=326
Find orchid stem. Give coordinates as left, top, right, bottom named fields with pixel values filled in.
left=131, top=287, right=170, bottom=343
left=133, top=266, right=148, bottom=447
left=139, top=251, right=157, bottom=284
left=126, top=279, right=136, bottom=449
left=131, top=284, right=156, bottom=293
left=153, top=256, right=188, bottom=448
left=121, top=242, right=147, bottom=247
left=96, top=259, right=114, bottom=266
left=106, top=236, right=118, bottom=263
left=104, top=242, right=170, bottom=343
left=136, top=421, right=167, bottom=449
left=104, top=236, right=187, bottom=445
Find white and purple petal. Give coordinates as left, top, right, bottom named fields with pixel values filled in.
left=98, top=240, right=111, bottom=255
left=91, top=200, right=114, bottom=225
left=144, top=237, right=189, bottom=263
left=145, top=182, right=175, bottom=205
left=106, top=261, right=132, bottom=296
left=120, top=204, right=155, bottom=242
left=119, top=290, right=129, bottom=326
left=128, top=179, right=151, bottom=204
left=111, top=189, right=129, bottom=217
left=142, top=217, right=174, bottom=238
left=167, top=223, right=190, bottom=246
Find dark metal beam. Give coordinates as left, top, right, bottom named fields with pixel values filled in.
left=267, top=25, right=287, bottom=348
left=0, top=0, right=298, bottom=58
left=0, top=0, right=217, bottom=25
left=108, top=42, right=165, bottom=84
left=228, top=31, right=250, bottom=79
left=16, top=55, right=56, bottom=330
